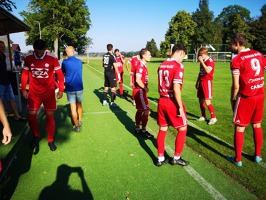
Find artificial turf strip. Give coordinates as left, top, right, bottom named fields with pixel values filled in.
left=5, top=60, right=257, bottom=199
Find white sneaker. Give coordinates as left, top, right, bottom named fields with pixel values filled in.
left=102, top=100, right=109, bottom=106
left=197, top=117, right=206, bottom=121
left=208, top=118, right=217, bottom=125
left=132, top=100, right=136, bottom=106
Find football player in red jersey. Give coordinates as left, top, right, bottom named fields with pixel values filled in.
left=227, top=33, right=266, bottom=167
left=195, top=47, right=217, bottom=125
left=156, top=43, right=189, bottom=167
left=114, top=49, right=125, bottom=98
left=133, top=49, right=153, bottom=139
left=21, top=39, right=64, bottom=151
left=126, top=55, right=141, bottom=105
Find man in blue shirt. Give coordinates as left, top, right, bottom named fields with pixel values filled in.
left=62, top=46, right=83, bottom=132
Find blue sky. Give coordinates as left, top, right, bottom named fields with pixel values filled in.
left=10, top=0, right=265, bottom=52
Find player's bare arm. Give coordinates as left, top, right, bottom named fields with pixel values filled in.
left=55, top=68, right=65, bottom=99
left=136, top=75, right=148, bottom=92
left=173, top=83, right=184, bottom=117
left=21, top=69, right=29, bottom=99
left=198, top=56, right=212, bottom=74
left=126, top=61, right=131, bottom=74
left=230, top=73, right=240, bottom=110
left=0, top=100, right=12, bottom=145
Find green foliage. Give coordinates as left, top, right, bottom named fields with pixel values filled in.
left=216, top=5, right=251, bottom=44
left=160, top=10, right=196, bottom=57
left=145, top=38, right=158, bottom=57
left=0, top=0, right=16, bottom=11
left=250, top=4, right=266, bottom=54
left=192, top=0, right=217, bottom=45
left=20, top=0, right=91, bottom=55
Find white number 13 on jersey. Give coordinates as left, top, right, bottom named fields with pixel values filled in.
left=159, top=70, right=170, bottom=87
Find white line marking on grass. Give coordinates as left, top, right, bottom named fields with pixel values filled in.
left=89, top=66, right=266, bottom=188
left=165, top=145, right=226, bottom=200
left=83, top=110, right=129, bottom=115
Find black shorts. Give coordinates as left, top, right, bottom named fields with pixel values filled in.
left=104, top=73, right=117, bottom=88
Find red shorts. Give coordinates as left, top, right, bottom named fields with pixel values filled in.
left=116, top=71, right=124, bottom=83
left=133, top=88, right=149, bottom=110
left=28, top=90, right=57, bottom=111
left=197, top=80, right=213, bottom=100
left=233, top=94, right=264, bottom=126
left=157, top=98, right=187, bottom=129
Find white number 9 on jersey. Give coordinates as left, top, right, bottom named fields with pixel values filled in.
left=251, top=58, right=261, bottom=76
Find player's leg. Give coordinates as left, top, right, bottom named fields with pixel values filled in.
left=227, top=96, right=252, bottom=166
left=103, top=75, right=109, bottom=106
left=119, top=72, right=124, bottom=97
left=67, top=92, right=79, bottom=131
left=197, top=83, right=206, bottom=121
left=27, top=92, right=42, bottom=148
left=76, top=90, right=83, bottom=127
left=205, top=99, right=217, bottom=125
left=198, top=98, right=206, bottom=121
left=5, top=84, right=23, bottom=120
left=138, top=90, right=153, bottom=138
left=171, top=125, right=189, bottom=166
left=252, top=94, right=264, bottom=163
left=135, top=109, right=143, bottom=133
left=253, top=123, right=263, bottom=163
left=110, top=74, right=118, bottom=107
left=130, top=73, right=135, bottom=105
left=43, top=91, right=57, bottom=151
left=156, top=126, right=169, bottom=166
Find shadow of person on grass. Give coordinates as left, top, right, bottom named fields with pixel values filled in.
left=36, top=105, right=72, bottom=146
left=0, top=131, right=33, bottom=200
left=93, top=88, right=171, bottom=165
left=39, top=164, right=93, bottom=200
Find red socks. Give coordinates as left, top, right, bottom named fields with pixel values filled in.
left=253, top=127, right=263, bottom=157
left=234, top=131, right=244, bottom=162
left=157, top=130, right=167, bottom=157
left=174, top=129, right=187, bottom=157
left=200, top=102, right=206, bottom=117
left=207, top=104, right=216, bottom=118
left=28, top=113, right=40, bottom=137
left=46, top=114, right=55, bottom=143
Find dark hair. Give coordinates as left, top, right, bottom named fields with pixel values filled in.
left=107, top=44, right=113, bottom=51
left=114, top=49, right=119, bottom=53
left=139, top=48, right=148, bottom=59
left=33, top=39, right=47, bottom=50
left=230, top=33, right=247, bottom=46
left=172, top=43, right=186, bottom=54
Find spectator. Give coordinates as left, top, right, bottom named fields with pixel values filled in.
left=62, top=46, right=84, bottom=132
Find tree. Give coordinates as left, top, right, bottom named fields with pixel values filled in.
left=0, top=0, right=16, bottom=11
left=161, top=10, right=196, bottom=57
left=145, top=38, right=158, bottom=57
left=250, top=4, right=266, bottom=53
left=192, top=0, right=217, bottom=45
left=216, top=5, right=251, bottom=44
left=20, top=0, right=91, bottom=57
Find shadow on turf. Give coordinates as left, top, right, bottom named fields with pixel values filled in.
left=93, top=88, right=170, bottom=165
left=0, top=104, right=78, bottom=199
left=0, top=131, right=34, bottom=200
left=39, top=164, right=93, bottom=200
left=186, top=122, right=255, bottom=162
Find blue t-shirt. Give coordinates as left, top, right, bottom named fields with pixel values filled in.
left=62, top=56, right=83, bottom=92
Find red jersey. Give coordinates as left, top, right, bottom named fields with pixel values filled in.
left=134, top=61, right=148, bottom=88
left=23, top=52, right=61, bottom=95
left=231, top=49, right=266, bottom=97
left=128, top=55, right=140, bottom=72
left=158, top=58, right=184, bottom=98
left=115, top=55, right=125, bottom=73
left=199, top=57, right=215, bottom=81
